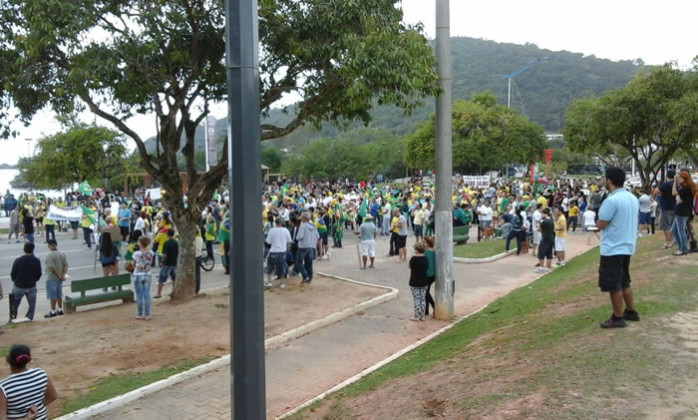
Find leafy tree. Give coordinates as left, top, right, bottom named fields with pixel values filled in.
left=17, top=124, right=127, bottom=190
left=261, top=146, right=284, bottom=173
left=563, top=64, right=698, bottom=189
left=404, top=92, right=547, bottom=174
left=0, top=0, right=439, bottom=300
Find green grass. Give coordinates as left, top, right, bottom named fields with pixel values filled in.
left=60, top=357, right=213, bottom=415
left=293, top=234, right=698, bottom=418
left=453, top=239, right=507, bottom=259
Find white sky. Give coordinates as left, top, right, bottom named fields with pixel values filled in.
left=2, top=0, right=696, bottom=166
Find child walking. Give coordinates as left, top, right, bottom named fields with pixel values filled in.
left=408, top=242, right=429, bottom=321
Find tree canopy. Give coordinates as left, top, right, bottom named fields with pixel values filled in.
left=0, top=0, right=439, bottom=300
left=563, top=63, right=698, bottom=188
left=16, top=124, right=127, bottom=190
left=405, top=91, right=547, bottom=174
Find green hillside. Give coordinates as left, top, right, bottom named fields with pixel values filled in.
left=145, top=37, right=644, bottom=152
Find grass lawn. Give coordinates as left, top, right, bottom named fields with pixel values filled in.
left=292, top=233, right=698, bottom=419
left=453, top=238, right=506, bottom=259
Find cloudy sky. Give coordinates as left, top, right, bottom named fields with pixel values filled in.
left=2, top=0, right=696, bottom=166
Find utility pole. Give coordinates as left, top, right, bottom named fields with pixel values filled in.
left=434, top=0, right=454, bottom=320
left=225, top=0, right=266, bottom=418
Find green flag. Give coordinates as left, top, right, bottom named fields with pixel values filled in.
left=358, top=198, right=368, bottom=218
left=80, top=205, right=97, bottom=225
left=78, top=181, right=93, bottom=195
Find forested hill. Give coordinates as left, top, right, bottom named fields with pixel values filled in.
left=143, top=37, right=645, bottom=153
left=266, top=37, right=644, bottom=148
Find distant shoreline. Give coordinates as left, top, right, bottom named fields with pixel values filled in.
left=0, top=164, right=17, bottom=169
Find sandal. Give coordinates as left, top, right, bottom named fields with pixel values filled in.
left=153, top=295, right=162, bottom=299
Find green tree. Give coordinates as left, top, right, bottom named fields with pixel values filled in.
left=563, top=64, right=698, bottom=189
left=17, top=124, right=126, bottom=190
left=261, top=146, right=284, bottom=173
left=405, top=92, right=547, bottom=173
left=0, top=0, right=439, bottom=300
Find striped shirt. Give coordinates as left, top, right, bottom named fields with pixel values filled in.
left=0, top=368, right=49, bottom=420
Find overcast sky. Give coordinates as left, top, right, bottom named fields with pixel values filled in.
left=2, top=0, right=696, bottom=166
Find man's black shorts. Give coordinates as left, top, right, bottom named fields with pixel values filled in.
left=538, top=241, right=553, bottom=260
left=598, top=255, right=631, bottom=292
left=396, top=235, right=407, bottom=250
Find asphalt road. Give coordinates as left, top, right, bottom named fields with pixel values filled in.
left=0, top=228, right=232, bottom=322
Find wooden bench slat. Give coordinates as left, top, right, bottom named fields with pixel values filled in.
left=70, top=274, right=131, bottom=292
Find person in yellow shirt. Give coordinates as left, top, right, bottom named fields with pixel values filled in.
left=388, top=210, right=399, bottom=257
left=568, top=202, right=579, bottom=233
left=80, top=213, right=94, bottom=249
left=553, top=207, right=567, bottom=267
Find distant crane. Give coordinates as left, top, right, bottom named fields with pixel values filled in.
left=502, top=57, right=550, bottom=108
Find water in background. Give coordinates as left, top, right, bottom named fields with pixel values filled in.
left=0, top=169, right=66, bottom=199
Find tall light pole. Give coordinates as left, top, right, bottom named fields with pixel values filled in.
left=501, top=57, right=549, bottom=177
left=434, top=0, right=454, bottom=320
left=25, top=138, right=32, bottom=158
left=225, top=0, right=266, bottom=418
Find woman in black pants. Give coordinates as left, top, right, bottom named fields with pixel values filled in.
left=423, top=236, right=436, bottom=316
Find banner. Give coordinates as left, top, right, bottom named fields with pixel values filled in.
left=462, top=176, right=491, bottom=188
left=205, top=115, right=218, bottom=169
left=46, top=205, right=82, bottom=222
left=147, top=188, right=162, bottom=200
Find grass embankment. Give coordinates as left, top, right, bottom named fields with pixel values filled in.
left=293, top=234, right=698, bottom=419
left=453, top=239, right=506, bottom=259
left=60, top=357, right=213, bottom=415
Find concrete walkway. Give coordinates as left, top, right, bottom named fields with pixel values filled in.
left=90, top=232, right=595, bottom=419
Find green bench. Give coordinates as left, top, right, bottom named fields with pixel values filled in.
left=64, top=274, right=134, bottom=313
left=453, top=225, right=470, bottom=244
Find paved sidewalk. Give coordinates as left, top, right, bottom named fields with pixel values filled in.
left=92, top=232, right=594, bottom=419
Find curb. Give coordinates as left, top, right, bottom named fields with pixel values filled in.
left=54, top=278, right=398, bottom=420
left=454, top=249, right=516, bottom=264
left=277, top=302, right=491, bottom=419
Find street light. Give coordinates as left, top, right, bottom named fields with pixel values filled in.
left=502, top=57, right=549, bottom=109
left=25, top=138, right=32, bottom=158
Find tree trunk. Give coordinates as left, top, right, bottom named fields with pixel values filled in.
left=170, top=208, right=198, bottom=301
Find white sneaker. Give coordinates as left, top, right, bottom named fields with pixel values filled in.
left=280, top=282, right=286, bottom=289
left=263, top=282, right=272, bottom=288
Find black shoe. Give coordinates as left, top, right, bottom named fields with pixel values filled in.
left=623, top=309, right=640, bottom=322
left=44, top=312, right=57, bottom=318
left=600, top=315, right=627, bottom=329
left=57, top=310, right=64, bottom=316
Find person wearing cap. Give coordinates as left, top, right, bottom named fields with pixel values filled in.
left=0, top=344, right=59, bottom=420
left=295, top=211, right=319, bottom=284
left=43, top=240, right=68, bottom=318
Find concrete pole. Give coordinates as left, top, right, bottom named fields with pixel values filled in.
left=434, top=0, right=454, bottom=320
left=225, top=0, right=266, bottom=418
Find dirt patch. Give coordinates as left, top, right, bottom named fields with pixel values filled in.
left=0, top=275, right=385, bottom=417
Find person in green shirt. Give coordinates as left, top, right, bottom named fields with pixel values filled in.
left=155, top=229, right=177, bottom=298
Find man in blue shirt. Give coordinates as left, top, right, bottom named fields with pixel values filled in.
left=117, top=203, right=132, bottom=242
left=596, top=167, right=640, bottom=329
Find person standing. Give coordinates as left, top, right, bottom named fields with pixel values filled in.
left=21, top=209, right=34, bottom=245
left=0, top=344, right=59, bottom=420
left=155, top=229, right=178, bottom=298
left=408, top=242, right=429, bottom=321
left=356, top=214, right=377, bottom=269
left=396, top=208, right=408, bottom=262
left=381, top=200, right=392, bottom=236
left=535, top=209, right=555, bottom=273
left=132, top=236, right=155, bottom=319
left=531, top=203, right=543, bottom=257
left=43, top=214, right=56, bottom=244
left=80, top=213, right=93, bottom=249
left=423, top=236, right=436, bottom=317
left=412, top=204, right=426, bottom=243
left=195, top=228, right=204, bottom=294
left=670, top=170, right=697, bottom=256
left=295, top=211, right=320, bottom=283
left=98, top=232, right=119, bottom=277
left=637, top=189, right=652, bottom=237
left=596, top=167, right=640, bottom=329
left=265, top=217, right=292, bottom=288
left=43, top=240, right=68, bottom=318
left=117, top=202, right=132, bottom=242
left=10, top=243, right=42, bottom=321
left=654, top=170, right=676, bottom=249
left=8, top=207, right=20, bottom=243
left=553, top=206, right=567, bottom=266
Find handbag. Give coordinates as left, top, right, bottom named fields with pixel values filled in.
left=125, top=260, right=135, bottom=273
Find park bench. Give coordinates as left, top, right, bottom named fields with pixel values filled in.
left=453, top=225, right=470, bottom=244
left=64, top=274, right=134, bottom=313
